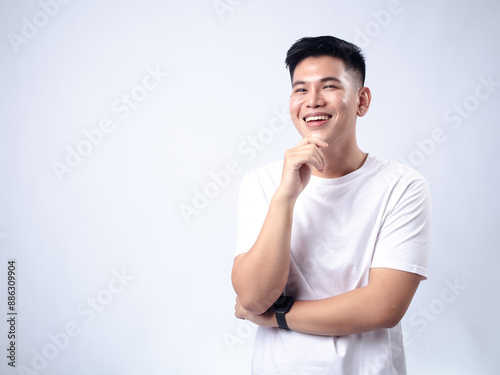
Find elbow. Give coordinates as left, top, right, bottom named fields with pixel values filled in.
left=238, top=295, right=274, bottom=315
left=232, top=280, right=271, bottom=314
left=380, top=315, right=402, bottom=329
left=378, top=308, right=405, bottom=329
left=234, top=283, right=282, bottom=314
left=232, top=270, right=284, bottom=314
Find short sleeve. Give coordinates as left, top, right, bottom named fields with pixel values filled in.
left=234, top=171, right=272, bottom=258
left=371, top=178, right=431, bottom=279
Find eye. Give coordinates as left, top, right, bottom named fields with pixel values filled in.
left=324, top=85, right=338, bottom=89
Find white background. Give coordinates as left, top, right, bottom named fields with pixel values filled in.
left=1, top=0, right=499, bottom=374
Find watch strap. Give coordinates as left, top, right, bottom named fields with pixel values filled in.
left=272, top=295, right=294, bottom=330
left=275, top=311, right=290, bottom=330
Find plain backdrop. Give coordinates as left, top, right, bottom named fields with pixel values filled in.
left=1, top=0, right=499, bottom=374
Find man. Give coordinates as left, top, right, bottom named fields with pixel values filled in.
left=231, top=36, right=431, bottom=374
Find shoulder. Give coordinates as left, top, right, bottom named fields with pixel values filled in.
left=367, top=155, right=431, bottom=220
left=365, top=155, right=431, bottom=212
left=237, top=160, right=283, bottom=203
left=241, top=160, right=283, bottom=187
left=369, top=154, right=428, bottom=188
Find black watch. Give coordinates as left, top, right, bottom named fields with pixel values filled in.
left=272, top=295, right=294, bottom=330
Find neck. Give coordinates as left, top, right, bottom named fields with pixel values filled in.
left=312, top=140, right=367, bottom=179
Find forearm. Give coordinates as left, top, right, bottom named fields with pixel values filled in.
left=236, top=268, right=421, bottom=336
left=284, top=269, right=420, bottom=335
left=286, top=287, right=392, bottom=336
left=231, top=194, right=295, bottom=314
left=236, top=286, right=402, bottom=336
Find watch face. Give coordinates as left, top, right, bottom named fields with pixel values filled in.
left=273, top=296, right=294, bottom=313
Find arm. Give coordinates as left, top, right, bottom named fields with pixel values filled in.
left=235, top=267, right=422, bottom=335
left=231, top=195, right=294, bottom=314
left=231, top=137, right=328, bottom=314
left=234, top=162, right=430, bottom=334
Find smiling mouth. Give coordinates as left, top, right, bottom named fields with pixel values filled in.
left=304, top=115, right=332, bottom=123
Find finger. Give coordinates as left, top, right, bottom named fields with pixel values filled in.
left=287, top=147, right=326, bottom=172
left=297, top=137, right=329, bottom=149
left=294, top=152, right=325, bottom=172
left=234, top=305, right=246, bottom=320
left=294, top=142, right=328, bottom=169
left=235, top=313, right=246, bottom=320
left=302, top=144, right=327, bottom=168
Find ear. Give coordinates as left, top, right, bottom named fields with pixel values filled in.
left=357, top=87, right=371, bottom=117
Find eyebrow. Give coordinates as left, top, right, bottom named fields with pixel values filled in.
left=292, top=77, right=342, bottom=87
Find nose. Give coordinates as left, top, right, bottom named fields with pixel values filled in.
left=306, top=88, right=325, bottom=108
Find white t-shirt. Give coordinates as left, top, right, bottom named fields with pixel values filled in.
left=235, top=154, right=431, bottom=375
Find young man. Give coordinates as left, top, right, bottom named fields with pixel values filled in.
left=231, top=36, right=431, bottom=374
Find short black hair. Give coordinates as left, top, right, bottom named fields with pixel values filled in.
left=285, top=36, right=366, bottom=87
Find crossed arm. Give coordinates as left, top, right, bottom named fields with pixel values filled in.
left=231, top=195, right=422, bottom=336
left=234, top=259, right=422, bottom=336
left=231, top=137, right=423, bottom=336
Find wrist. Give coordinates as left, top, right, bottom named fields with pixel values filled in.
left=272, top=295, right=295, bottom=330
left=269, top=310, right=279, bottom=328
left=271, top=191, right=297, bottom=207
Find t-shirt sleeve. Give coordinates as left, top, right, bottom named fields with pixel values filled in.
left=371, top=177, right=431, bottom=279
left=234, top=171, right=272, bottom=258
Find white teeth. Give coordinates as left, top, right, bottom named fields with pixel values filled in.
left=305, top=115, right=330, bottom=122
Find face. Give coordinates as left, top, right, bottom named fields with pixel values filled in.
left=289, top=55, right=370, bottom=146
